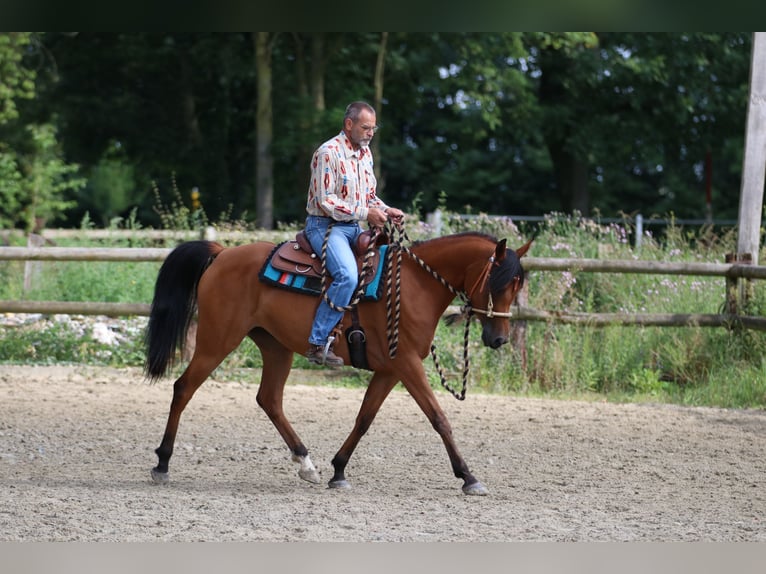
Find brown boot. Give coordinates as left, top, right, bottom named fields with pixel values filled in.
left=305, top=343, right=344, bottom=367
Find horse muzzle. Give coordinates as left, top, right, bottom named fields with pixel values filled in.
left=482, top=327, right=508, bottom=349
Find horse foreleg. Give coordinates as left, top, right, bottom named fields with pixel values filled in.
left=251, top=330, right=320, bottom=484
left=399, top=361, right=489, bottom=496
left=329, top=372, right=399, bottom=490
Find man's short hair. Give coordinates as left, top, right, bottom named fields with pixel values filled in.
left=344, top=101, right=375, bottom=122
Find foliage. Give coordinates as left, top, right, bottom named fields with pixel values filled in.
left=0, top=123, right=85, bottom=231
left=0, top=33, right=36, bottom=124
left=151, top=175, right=210, bottom=231
left=0, top=34, right=85, bottom=231
left=2, top=211, right=765, bottom=410
left=78, top=144, right=137, bottom=226
left=16, top=124, right=84, bottom=230
left=0, top=32, right=753, bottom=230
left=415, top=212, right=766, bottom=409
left=0, top=316, right=146, bottom=366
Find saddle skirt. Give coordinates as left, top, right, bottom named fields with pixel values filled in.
left=259, top=229, right=388, bottom=300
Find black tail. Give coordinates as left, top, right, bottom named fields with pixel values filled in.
left=144, top=240, right=223, bottom=380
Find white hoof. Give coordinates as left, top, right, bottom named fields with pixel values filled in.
left=299, top=467, right=321, bottom=484
left=462, top=481, right=489, bottom=495
left=151, top=468, right=169, bottom=485
left=328, top=479, right=351, bottom=490
left=292, top=454, right=321, bottom=484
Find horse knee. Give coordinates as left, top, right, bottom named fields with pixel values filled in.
left=256, top=388, right=280, bottom=413
left=255, top=390, right=267, bottom=410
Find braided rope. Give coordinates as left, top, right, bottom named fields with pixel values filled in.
left=384, top=230, right=402, bottom=358
left=316, top=221, right=501, bottom=401
left=381, top=224, right=474, bottom=400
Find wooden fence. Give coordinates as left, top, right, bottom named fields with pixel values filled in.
left=1, top=245, right=766, bottom=331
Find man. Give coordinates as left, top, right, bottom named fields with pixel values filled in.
left=304, top=101, right=405, bottom=366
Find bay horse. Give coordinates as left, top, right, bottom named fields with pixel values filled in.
left=145, top=229, right=531, bottom=495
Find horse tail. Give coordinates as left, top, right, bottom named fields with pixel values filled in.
left=144, top=240, right=224, bottom=381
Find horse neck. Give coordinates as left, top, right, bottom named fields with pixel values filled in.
left=409, top=234, right=494, bottom=298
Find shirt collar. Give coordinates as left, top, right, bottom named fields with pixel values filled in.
left=339, top=131, right=368, bottom=159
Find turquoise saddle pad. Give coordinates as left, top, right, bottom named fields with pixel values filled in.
left=259, top=244, right=388, bottom=301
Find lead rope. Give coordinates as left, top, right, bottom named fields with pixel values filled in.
left=380, top=223, right=473, bottom=401
left=318, top=221, right=475, bottom=401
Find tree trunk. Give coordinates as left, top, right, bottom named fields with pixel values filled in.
left=290, top=34, right=313, bottom=210
left=548, top=143, right=589, bottom=214
left=254, top=32, right=274, bottom=229
left=372, top=32, right=388, bottom=190
left=310, top=34, right=326, bottom=112
left=539, top=48, right=591, bottom=215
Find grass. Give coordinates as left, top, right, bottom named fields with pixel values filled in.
left=1, top=210, right=765, bottom=410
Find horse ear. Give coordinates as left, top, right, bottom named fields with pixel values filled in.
left=515, top=238, right=534, bottom=259
left=495, top=238, right=507, bottom=260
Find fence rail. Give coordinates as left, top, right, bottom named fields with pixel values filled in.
left=1, top=245, right=765, bottom=330
left=2, top=246, right=765, bottom=278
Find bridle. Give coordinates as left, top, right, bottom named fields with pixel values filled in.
left=463, top=254, right=515, bottom=319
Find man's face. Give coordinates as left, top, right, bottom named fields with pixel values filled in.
left=346, top=109, right=378, bottom=149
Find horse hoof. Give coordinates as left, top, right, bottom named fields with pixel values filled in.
left=328, top=479, right=351, bottom=490
left=299, top=468, right=321, bottom=484
left=151, top=468, right=169, bottom=485
left=462, top=481, right=489, bottom=496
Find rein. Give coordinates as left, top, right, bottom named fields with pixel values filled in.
left=318, top=222, right=511, bottom=401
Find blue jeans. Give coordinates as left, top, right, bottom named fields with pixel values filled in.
left=304, top=215, right=362, bottom=346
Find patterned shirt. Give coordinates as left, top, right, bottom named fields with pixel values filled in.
left=306, top=131, right=388, bottom=222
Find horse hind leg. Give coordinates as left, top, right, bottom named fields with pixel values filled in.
left=250, top=329, right=320, bottom=485
left=151, top=335, right=242, bottom=484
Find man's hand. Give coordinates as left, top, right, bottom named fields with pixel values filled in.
left=385, top=207, right=405, bottom=225
left=368, top=207, right=405, bottom=228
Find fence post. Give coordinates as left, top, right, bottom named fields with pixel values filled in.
left=23, top=234, right=45, bottom=293
left=635, top=214, right=643, bottom=250
left=725, top=252, right=752, bottom=314
left=736, top=32, right=766, bottom=267
left=511, top=281, right=528, bottom=370
left=202, top=226, right=217, bottom=241
left=426, top=209, right=443, bottom=235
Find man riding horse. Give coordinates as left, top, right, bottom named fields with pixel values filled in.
left=303, top=101, right=405, bottom=366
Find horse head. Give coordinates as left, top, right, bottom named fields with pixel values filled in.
left=470, top=237, right=532, bottom=349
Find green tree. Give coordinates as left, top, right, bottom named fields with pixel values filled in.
left=24, top=32, right=755, bottom=228
left=529, top=32, right=751, bottom=219
left=15, top=124, right=83, bottom=231
left=0, top=33, right=35, bottom=124
left=0, top=33, right=84, bottom=231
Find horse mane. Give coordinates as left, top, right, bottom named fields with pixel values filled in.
left=411, top=231, right=499, bottom=248
left=412, top=232, right=524, bottom=292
